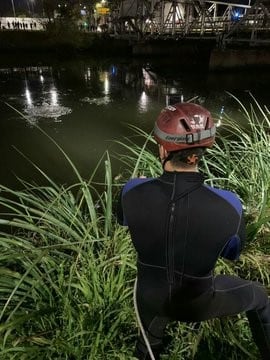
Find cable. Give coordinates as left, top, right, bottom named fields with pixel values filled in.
left=133, top=277, right=156, bottom=360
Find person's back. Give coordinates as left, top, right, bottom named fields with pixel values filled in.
left=117, top=102, right=270, bottom=360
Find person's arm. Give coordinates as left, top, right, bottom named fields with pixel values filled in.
left=220, top=214, right=246, bottom=261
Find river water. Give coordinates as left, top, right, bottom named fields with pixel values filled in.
left=0, top=55, right=269, bottom=188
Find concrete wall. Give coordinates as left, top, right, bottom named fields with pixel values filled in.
left=209, top=48, right=270, bottom=70
left=132, top=39, right=214, bottom=68
left=133, top=40, right=270, bottom=69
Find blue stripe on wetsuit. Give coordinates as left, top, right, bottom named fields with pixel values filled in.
left=205, top=186, right=243, bottom=260
left=122, top=178, right=154, bottom=196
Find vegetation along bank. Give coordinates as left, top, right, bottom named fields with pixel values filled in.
left=0, top=94, right=269, bottom=359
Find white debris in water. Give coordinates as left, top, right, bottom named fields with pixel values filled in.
left=24, top=102, right=72, bottom=122
left=81, top=96, right=111, bottom=105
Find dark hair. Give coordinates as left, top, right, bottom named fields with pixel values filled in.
left=167, top=147, right=206, bottom=167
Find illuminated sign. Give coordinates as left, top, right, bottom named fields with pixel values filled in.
left=96, top=7, right=110, bottom=15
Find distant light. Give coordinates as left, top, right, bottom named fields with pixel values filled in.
left=111, top=65, right=117, bottom=76
left=232, top=9, right=242, bottom=21
left=169, top=87, right=178, bottom=94
left=142, top=68, right=152, bottom=87
left=40, top=75, right=44, bottom=83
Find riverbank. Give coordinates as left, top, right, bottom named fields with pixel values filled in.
left=0, top=30, right=132, bottom=56
left=1, top=30, right=270, bottom=70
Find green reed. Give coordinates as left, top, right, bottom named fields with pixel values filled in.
left=0, top=105, right=136, bottom=359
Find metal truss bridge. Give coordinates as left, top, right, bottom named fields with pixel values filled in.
left=110, top=0, right=270, bottom=46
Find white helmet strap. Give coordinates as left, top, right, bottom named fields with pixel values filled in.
left=154, top=124, right=216, bottom=145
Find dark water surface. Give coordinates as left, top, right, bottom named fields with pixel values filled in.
left=0, top=54, right=269, bottom=188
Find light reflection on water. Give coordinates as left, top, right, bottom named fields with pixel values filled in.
left=0, top=59, right=269, bottom=187
left=21, top=70, right=72, bottom=124
left=138, top=91, right=150, bottom=113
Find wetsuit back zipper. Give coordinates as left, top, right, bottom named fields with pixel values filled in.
left=167, top=201, right=176, bottom=285
left=166, top=182, right=203, bottom=293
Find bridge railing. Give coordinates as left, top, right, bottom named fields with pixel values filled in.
left=112, top=0, right=270, bottom=45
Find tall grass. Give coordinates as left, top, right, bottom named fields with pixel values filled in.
left=0, top=105, right=137, bottom=359
left=0, top=156, right=138, bottom=359
left=203, top=92, right=270, bottom=246
left=0, top=94, right=269, bottom=359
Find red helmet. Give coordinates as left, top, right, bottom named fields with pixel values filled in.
left=154, top=102, right=216, bottom=151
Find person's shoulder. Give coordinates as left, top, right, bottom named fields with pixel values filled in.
left=203, top=185, right=243, bottom=214
left=122, top=177, right=155, bottom=196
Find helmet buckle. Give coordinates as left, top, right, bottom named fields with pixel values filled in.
left=186, top=133, right=194, bottom=144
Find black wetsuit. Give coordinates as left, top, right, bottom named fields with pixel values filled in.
left=117, top=171, right=270, bottom=360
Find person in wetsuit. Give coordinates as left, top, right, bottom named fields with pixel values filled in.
left=117, top=102, right=270, bottom=360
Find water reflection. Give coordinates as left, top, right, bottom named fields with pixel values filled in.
left=0, top=58, right=269, bottom=187
left=81, top=96, right=111, bottom=106
left=85, top=67, right=91, bottom=81
left=50, top=88, right=58, bottom=106
left=138, top=91, right=150, bottom=113
left=142, top=68, right=155, bottom=88
left=1, top=62, right=269, bottom=126
left=23, top=82, right=72, bottom=124
left=103, top=72, right=110, bottom=95
left=25, top=87, right=32, bottom=106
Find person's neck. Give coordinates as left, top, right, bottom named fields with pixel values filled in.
left=164, top=162, right=198, bottom=173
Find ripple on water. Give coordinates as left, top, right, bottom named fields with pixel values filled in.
left=24, top=102, right=72, bottom=123
left=80, top=96, right=111, bottom=105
